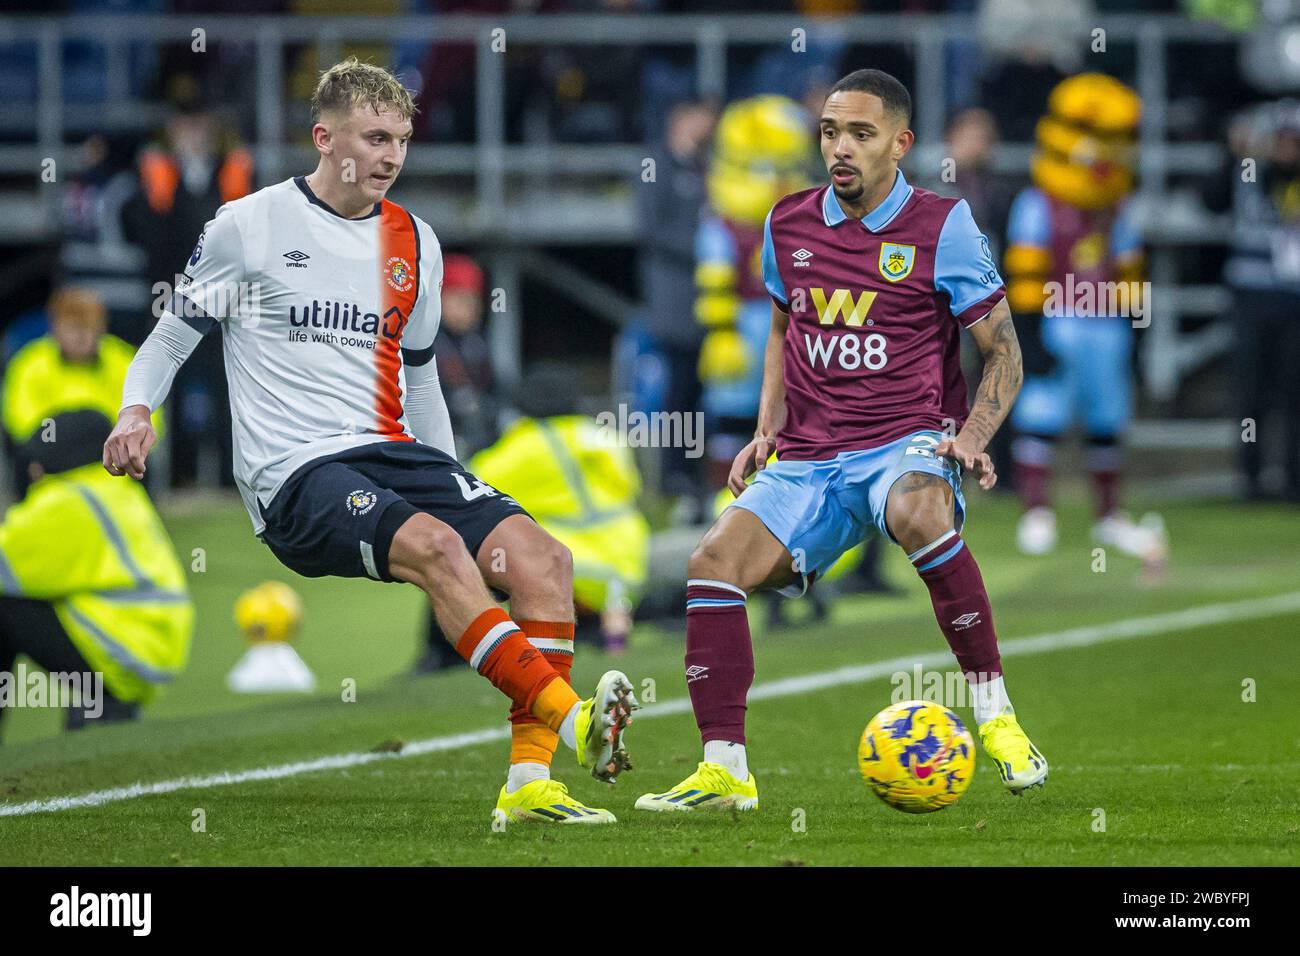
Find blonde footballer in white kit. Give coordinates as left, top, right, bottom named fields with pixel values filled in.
left=104, top=58, right=639, bottom=824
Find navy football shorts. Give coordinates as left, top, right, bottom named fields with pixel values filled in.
left=257, top=440, right=530, bottom=583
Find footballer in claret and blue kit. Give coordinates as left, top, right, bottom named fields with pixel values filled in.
left=637, top=69, right=1046, bottom=815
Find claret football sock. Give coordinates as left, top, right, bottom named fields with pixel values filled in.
left=1012, top=435, right=1053, bottom=510
left=685, top=579, right=755, bottom=746
left=1084, top=436, right=1123, bottom=518
left=455, top=607, right=578, bottom=728
left=507, top=620, right=576, bottom=766
left=909, top=531, right=1005, bottom=694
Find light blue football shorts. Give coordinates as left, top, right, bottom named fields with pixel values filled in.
left=729, top=429, right=966, bottom=597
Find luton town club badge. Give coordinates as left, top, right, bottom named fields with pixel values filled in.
left=346, top=490, right=378, bottom=516
left=385, top=256, right=414, bottom=293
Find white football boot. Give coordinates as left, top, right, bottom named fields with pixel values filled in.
left=1093, top=510, right=1168, bottom=572
left=1016, top=506, right=1058, bottom=555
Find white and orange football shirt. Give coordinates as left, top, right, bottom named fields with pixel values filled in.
left=156, top=176, right=445, bottom=533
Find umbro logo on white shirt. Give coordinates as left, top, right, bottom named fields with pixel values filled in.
left=283, top=250, right=311, bottom=268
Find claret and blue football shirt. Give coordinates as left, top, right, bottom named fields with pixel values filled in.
left=761, top=169, right=1006, bottom=460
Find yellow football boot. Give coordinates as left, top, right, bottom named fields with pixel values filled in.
left=634, top=761, right=759, bottom=812
left=978, top=712, right=1048, bottom=793
left=493, top=779, right=616, bottom=824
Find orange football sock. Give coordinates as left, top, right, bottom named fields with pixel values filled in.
left=533, top=678, right=581, bottom=733
left=456, top=608, right=569, bottom=717
left=509, top=621, right=576, bottom=765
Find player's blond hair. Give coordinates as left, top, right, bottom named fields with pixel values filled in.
left=311, top=57, right=417, bottom=123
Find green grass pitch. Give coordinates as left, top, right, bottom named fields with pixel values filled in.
left=0, top=494, right=1297, bottom=866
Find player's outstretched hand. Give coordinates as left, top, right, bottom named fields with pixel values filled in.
left=103, top=405, right=156, bottom=480
left=728, top=435, right=777, bottom=498
left=935, top=436, right=998, bottom=491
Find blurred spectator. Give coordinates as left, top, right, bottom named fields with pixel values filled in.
left=0, top=410, right=194, bottom=738
left=944, top=0, right=982, bottom=112
left=636, top=99, right=717, bottom=513
left=978, top=0, right=1091, bottom=141
left=415, top=0, right=562, bottom=144
left=436, top=254, right=500, bottom=459
left=3, top=134, right=144, bottom=367
left=1216, top=102, right=1300, bottom=500
left=917, top=107, right=1017, bottom=261
left=537, top=0, right=653, bottom=144
left=742, top=22, right=846, bottom=104
left=3, top=287, right=163, bottom=500
left=121, top=88, right=253, bottom=489
left=60, top=134, right=152, bottom=348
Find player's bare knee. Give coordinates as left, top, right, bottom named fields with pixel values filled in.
left=909, top=515, right=951, bottom=553
left=688, top=533, right=741, bottom=585
left=409, top=523, right=475, bottom=589
left=887, top=475, right=954, bottom=553
left=890, top=503, right=953, bottom=554
left=529, top=537, right=573, bottom=598
left=550, top=538, right=574, bottom=584
left=493, top=533, right=572, bottom=611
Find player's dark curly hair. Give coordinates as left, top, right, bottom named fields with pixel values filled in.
left=827, top=69, right=912, bottom=125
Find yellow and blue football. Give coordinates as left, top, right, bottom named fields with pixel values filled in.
left=859, top=699, right=975, bottom=813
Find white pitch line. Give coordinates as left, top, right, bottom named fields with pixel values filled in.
left=3, top=590, right=1298, bottom=819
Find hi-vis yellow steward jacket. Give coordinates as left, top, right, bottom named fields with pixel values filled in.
left=0, top=464, right=193, bottom=704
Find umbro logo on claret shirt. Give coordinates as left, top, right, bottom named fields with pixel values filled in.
left=283, top=250, right=311, bottom=268
left=792, top=248, right=813, bottom=268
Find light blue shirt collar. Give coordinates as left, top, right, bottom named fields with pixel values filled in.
left=822, top=169, right=913, bottom=232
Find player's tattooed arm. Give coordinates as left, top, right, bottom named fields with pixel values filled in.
left=961, top=299, right=1023, bottom=453
left=935, top=299, right=1021, bottom=491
